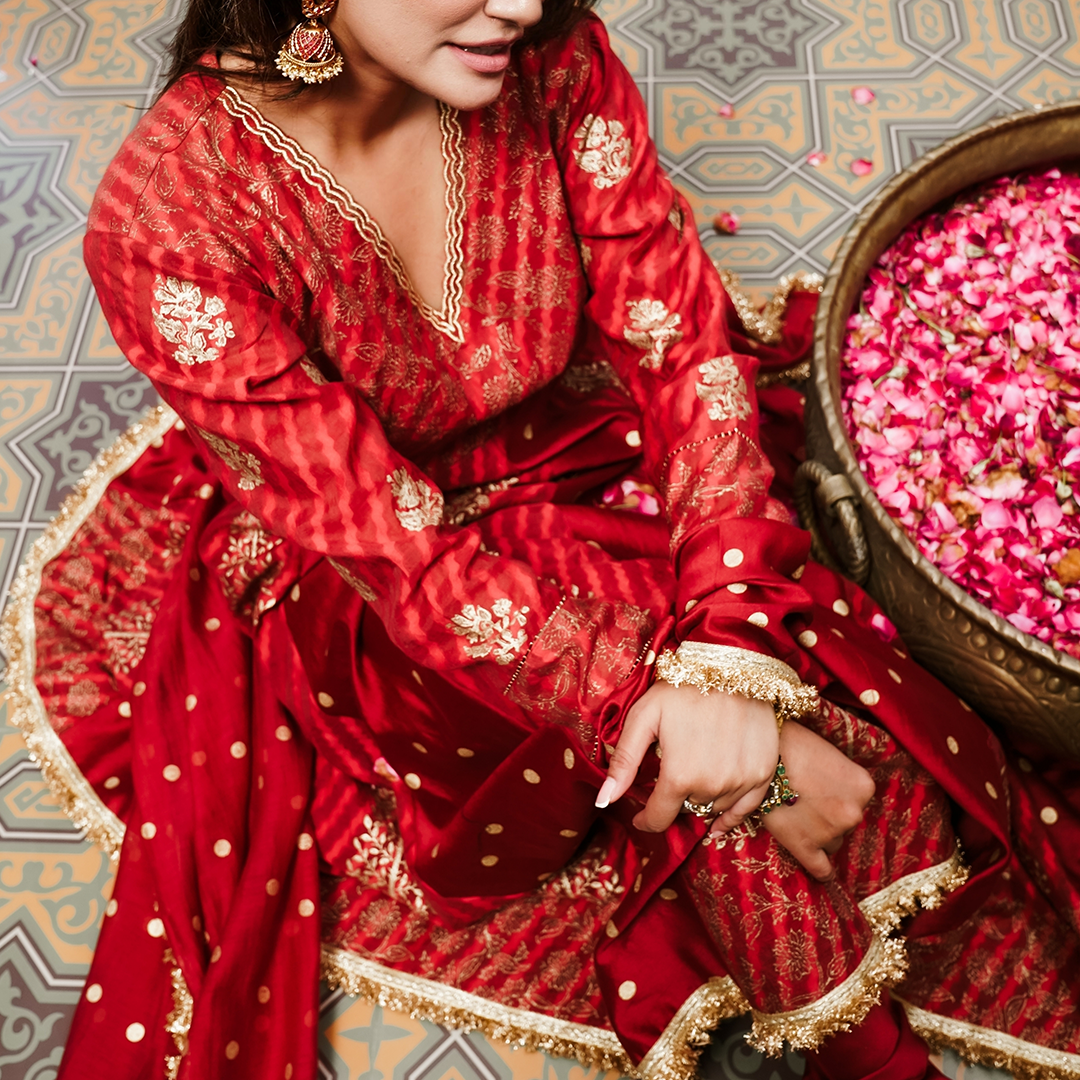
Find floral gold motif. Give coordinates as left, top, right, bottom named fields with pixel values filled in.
left=346, top=814, right=427, bottom=912
left=387, top=468, right=443, bottom=531
left=448, top=598, right=530, bottom=665
left=624, top=299, right=684, bottom=371
left=163, top=947, right=193, bottom=1080
left=572, top=114, right=632, bottom=189
left=196, top=428, right=264, bottom=491
left=151, top=275, right=235, bottom=365
left=216, top=510, right=284, bottom=624
left=696, top=355, right=752, bottom=423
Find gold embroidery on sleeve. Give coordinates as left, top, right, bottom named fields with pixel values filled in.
left=346, top=814, right=428, bottom=912
left=448, top=599, right=530, bottom=665
left=624, top=299, right=684, bottom=371
left=696, top=356, right=752, bottom=422
left=572, top=115, right=631, bottom=189
left=152, top=275, right=235, bottom=365
left=196, top=429, right=264, bottom=491
left=387, top=468, right=444, bottom=531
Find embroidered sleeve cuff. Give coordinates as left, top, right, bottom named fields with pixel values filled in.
left=654, top=641, right=819, bottom=726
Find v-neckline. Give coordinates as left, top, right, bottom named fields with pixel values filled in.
left=219, top=85, right=466, bottom=344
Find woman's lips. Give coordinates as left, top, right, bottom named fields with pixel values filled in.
left=447, top=44, right=512, bottom=74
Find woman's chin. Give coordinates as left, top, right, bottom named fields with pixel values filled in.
left=421, top=66, right=508, bottom=111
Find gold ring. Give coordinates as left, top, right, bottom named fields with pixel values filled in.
left=682, top=797, right=715, bottom=819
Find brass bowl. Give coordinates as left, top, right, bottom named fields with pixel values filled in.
left=803, top=101, right=1080, bottom=760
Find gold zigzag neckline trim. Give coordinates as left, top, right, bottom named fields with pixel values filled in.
left=218, top=86, right=466, bottom=345
left=3, top=413, right=1070, bottom=1080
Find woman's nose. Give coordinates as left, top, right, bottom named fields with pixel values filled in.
left=484, top=0, right=544, bottom=29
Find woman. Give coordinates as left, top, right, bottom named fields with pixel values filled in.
left=7, top=0, right=1078, bottom=1077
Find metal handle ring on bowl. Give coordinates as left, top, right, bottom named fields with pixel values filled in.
left=793, top=460, right=871, bottom=585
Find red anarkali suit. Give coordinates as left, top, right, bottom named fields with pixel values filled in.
left=6, top=15, right=1079, bottom=1080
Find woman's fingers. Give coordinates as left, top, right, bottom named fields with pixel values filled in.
left=632, top=770, right=697, bottom=832
left=710, top=782, right=770, bottom=835
left=793, top=843, right=836, bottom=883
left=597, top=697, right=660, bottom=808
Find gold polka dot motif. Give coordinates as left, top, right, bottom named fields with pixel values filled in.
left=317, top=692, right=334, bottom=709
left=230, top=741, right=247, bottom=759
left=797, top=630, right=818, bottom=648
left=118, top=701, right=132, bottom=718
left=559, top=829, right=578, bottom=838
left=722, top=548, right=744, bottom=568
left=133, top=681, right=146, bottom=696
left=104, top=776, right=121, bottom=790
left=266, top=879, right=280, bottom=896
left=125, top=1022, right=146, bottom=1043
left=147, top=918, right=165, bottom=938
left=625, top=429, right=642, bottom=448
left=85, top=983, right=103, bottom=1003
left=163, top=764, right=181, bottom=782
left=606, top=920, right=619, bottom=938
left=523, top=769, right=541, bottom=784
left=275, top=725, right=293, bottom=742
left=726, top=582, right=748, bottom=594
left=456, top=747, right=475, bottom=758
left=258, top=986, right=271, bottom=1004
left=297, top=833, right=314, bottom=851
left=226, top=1041, right=240, bottom=1060
left=141, top=822, right=157, bottom=840
left=563, top=748, right=575, bottom=769
left=1041, top=806, right=1059, bottom=825
left=404, top=773, right=422, bottom=790
left=298, top=899, right=315, bottom=917
left=832, top=599, right=851, bottom=616
left=205, top=617, right=221, bottom=631
left=214, top=839, right=232, bottom=858
left=185, top=694, right=197, bottom=712
left=106, top=899, right=119, bottom=917
left=485, top=823, right=503, bottom=835
left=481, top=855, right=499, bottom=867
left=946, top=737, right=959, bottom=755
left=859, top=689, right=880, bottom=707
left=985, top=781, right=999, bottom=800
left=659, top=888, right=678, bottom=901
left=747, top=612, right=769, bottom=627
left=617, top=980, right=637, bottom=1000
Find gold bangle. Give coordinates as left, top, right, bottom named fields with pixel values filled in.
left=654, top=641, right=819, bottom=732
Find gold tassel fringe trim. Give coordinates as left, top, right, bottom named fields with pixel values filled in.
left=0, top=404, right=178, bottom=861
left=860, top=846, right=969, bottom=936
left=748, top=934, right=908, bottom=1057
left=717, top=267, right=824, bottom=347
left=638, top=977, right=750, bottom=1080
left=321, top=945, right=635, bottom=1075
left=901, top=1001, right=1080, bottom=1080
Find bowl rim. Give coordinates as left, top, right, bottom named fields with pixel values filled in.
left=812, top=99, right=1080, bottom=680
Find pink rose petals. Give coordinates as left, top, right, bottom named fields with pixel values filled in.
left=851, top=158, right=874, bottom=177
left=807, top=151, right=827, bottom=167
left=840, top=167, right=1080, bottom=658
left=713, top=212, right=741, bottom=235
left=852, top=86, right=876, bottom=105
left=718, top=103, right=736, bottom=119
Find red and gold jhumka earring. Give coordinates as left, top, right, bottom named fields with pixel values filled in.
left=275, top=0, right=344, bottom=83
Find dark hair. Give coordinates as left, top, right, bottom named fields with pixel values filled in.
left=163, top=0, right=599, bottom=94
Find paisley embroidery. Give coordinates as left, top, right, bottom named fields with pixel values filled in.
left=623, top=299, right=684, bottom=370
left=197, top=429, right=264, bottom=491
left=696, top=355, right=752, bottom=422
left=448, top=598, right=530, bottom=665
left=152, top=275, right=235, bottom=365
left=387, top=468, right=443, bottom=531
left=572, top=115, right=631, bottom=189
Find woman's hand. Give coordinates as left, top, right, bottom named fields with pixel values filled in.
left=739, top=720, right=876, bottom=882
left=598, top=680, right=780, bottom=832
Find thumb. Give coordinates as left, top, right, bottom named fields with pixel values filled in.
left=597, top=697, right=660, bottom=808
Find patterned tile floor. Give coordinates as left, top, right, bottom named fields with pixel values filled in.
left=2, top=0, right=1078, bottom=1074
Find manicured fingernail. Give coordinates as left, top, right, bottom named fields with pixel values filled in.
left=595, top=777, right=618, bottom=809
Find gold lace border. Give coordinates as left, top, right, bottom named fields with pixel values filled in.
left=3, top=414, right=1068, bottom=1080
left=0, top=403, right=180, bottom=861
left=901, top=1001, right=1080, bottom=1080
